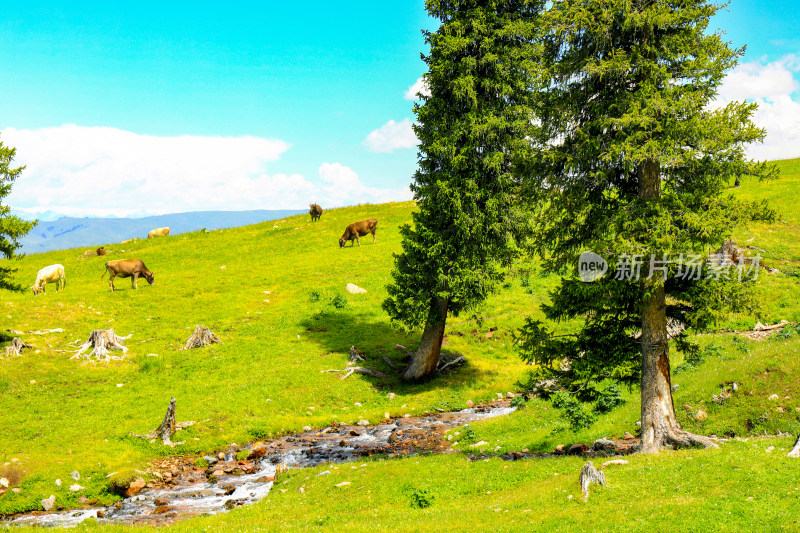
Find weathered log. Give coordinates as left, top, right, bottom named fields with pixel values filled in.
left=183, top=325, right=221, bottom=350
left=579, top=461, right=607, bottom=501
left=5, top=338, right=32, bottom=357
left=72, top=329, right=130, bottom=361
left=788, top=433, right=800, bottom=458
left=155, top=397, right=176, bottom=445
left=382, top=356, right=397, bottom=370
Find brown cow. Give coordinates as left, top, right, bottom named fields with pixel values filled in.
left=309, top=203, right=323, bottom=222
left=96, top=246, right=107, bottom=256
left=101, top=259, right=155, bottom=291
left=339, top=218, right=378, bottom=248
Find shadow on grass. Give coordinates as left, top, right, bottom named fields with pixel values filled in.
left=300, top=310, right=486, bottom=395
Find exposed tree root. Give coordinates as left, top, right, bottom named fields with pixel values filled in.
left=72, top=329, right=131, bottom=361
left=641, top=428, right=719, bottom=454
left=788, top=433, right=800, bottom=458
left=182, top=325, right=221, bottom=350
left=579, top=461, right=607, bottom=501
left=5, top=338, right=32, bottom=357
left=436, top=353, right=465, bottom=374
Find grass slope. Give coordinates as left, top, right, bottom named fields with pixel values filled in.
left=1, top=159, right=800, bottom=530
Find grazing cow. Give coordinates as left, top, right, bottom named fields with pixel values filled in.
left=147, top=227, right=170, bottom=239
left=101, top=259, right=155, bottom=291
left=31, top=264, right=66, bottom=295
left=309, top=203, right=323, bottom=222
left=339, top=218, right=378, bottom=248
left=96, top=246, right=107, bottom=256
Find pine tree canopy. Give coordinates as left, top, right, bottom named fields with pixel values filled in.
left=0, top=136, right=36, bottom=292
left=383, top=0, right=542, bottom=330
left=517, top=0, right=778, bottom=392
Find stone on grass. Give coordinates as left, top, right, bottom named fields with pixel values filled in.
left=357, top=419, right=370, bottom=426
left=69, top=484, right=84, bottom=492
left=345, top=283, right=367, bottom=294
left=695, top=410, right=708, bottom=421
left=0, top=478, right=8, bottom=488
left=42, top=495, right=56, bottom=511
left=70, top=471, right=80, bottom=481
left=769, top=394, right=779, bottom=400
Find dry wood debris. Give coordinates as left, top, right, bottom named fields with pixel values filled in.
left=5, top=338, right=31, bottom=357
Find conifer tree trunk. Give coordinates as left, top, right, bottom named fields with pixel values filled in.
left=403, top=297, right=449, bottom=381
left=638, top=159, right=716, bottom=453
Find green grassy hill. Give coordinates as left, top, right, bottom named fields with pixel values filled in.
left=2, top=159, right=800, bottom=531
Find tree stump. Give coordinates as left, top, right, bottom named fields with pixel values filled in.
left=183, top=325, right=221, bottom=350
left=155, top=397, right=176, bottom=445
left=72, top=329, right=130, bottom=361
left=788, top=433, right=800, bottom=458
left=579, top=461, right=607, bottom=501
left=349, top=346, right=365, bottom=364
left=5, top=338, right=31, bottom=357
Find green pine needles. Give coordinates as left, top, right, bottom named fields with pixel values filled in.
left=383, top=0, right=542, bottom=380
left=0, top=136, right=36, bottom=292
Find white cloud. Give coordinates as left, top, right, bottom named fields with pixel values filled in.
left=404, top=77, right=430, bottom=100
left=362, top=118, right=418, bottom=153
left=1, top=125, right=411, bottom=217
left=714, top=55, right=800, bottom=161
left=317, top=162, right=412, bottom=206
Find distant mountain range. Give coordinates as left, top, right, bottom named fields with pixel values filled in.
left=18, top=209, right=306, bottom=254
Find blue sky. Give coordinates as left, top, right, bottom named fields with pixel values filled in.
left=1, top=1, right=798, bottom=218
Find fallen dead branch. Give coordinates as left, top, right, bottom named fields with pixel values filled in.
left=182, top=325, right=221, bottom=350
left=7, top=328, right=64, bottom=336
left=321, top=367, right=387, bottom=380
left=579, top=461, right=607, bottom=501
left=72, top=329, right=131, bottom=361
left=382, top=356, right=396, bottom=370
left=5, top=338, right=32, bottom=357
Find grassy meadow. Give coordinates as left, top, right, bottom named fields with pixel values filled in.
left=1, top=158, right=800, bottom=531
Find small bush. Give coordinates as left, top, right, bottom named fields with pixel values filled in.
left=309, top=290, right=320, bottom=303
left=510, top=395, right=527, bottom=409
left=594, top=384, right=624, bottom=414
left=330, top=294, right=347, bottom=309
left=458, top=424, right=476, bottom=444
left=409, top=487, right=434, bottom=509
left=775, top=325, right=799, bottom=340
left=248, top=427, right=270, bottom=439
left=551, top=393, right=596, bottom=430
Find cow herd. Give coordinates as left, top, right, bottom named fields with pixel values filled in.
left=30, top=208, right=379, bottom=296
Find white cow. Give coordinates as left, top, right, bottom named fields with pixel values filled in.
left=147, top=227, right=170, bottom=239
left=32, top=264, right=66, bottom=296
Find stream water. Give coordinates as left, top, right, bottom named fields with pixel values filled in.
left=7, top=403, right=516, bottom=528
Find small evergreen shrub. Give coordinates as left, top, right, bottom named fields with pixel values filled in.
left=594, top=384, right=624, bottom=414
left=552, top=392, right=596, bottom=430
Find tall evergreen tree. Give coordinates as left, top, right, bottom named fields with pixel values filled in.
left=383, top=0, right=542, bottom=381
left=0, top=136, right=36, bottom=292
left=517, top=0, right=776, bottom=452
